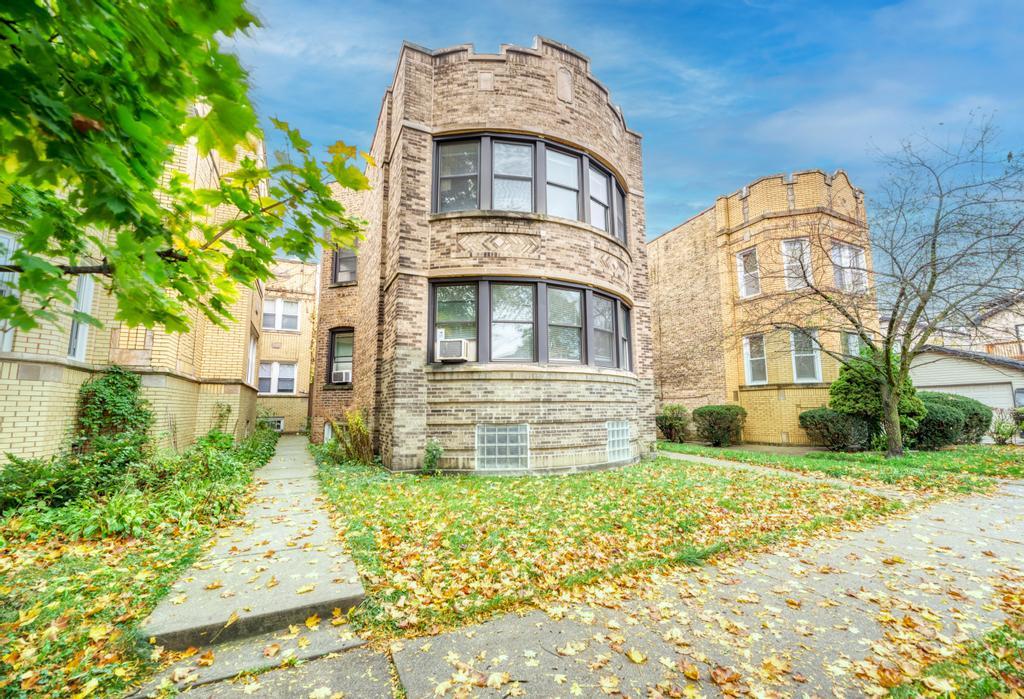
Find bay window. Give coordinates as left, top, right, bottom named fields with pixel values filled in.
left=832, top=242, right=867, bottom=292
left=588, top=167, right=611, bottom=232
left=547, top=286, right=583, bottom=363
left=591, top=294, right=616, bottom=366
left=490, top=283, right=535, bottom=361
left=434, top=135, right=627, bottom=243
left=437, top=140, right=480, bottom=212
left=782, top=238, right=811, bottom=290
left=546, top=149, right=580, bottom=220
left=428, top=278, right=632, bottom=370
left=492, top=141, right=533, bottom=212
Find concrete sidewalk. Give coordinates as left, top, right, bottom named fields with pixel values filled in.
left=133, top=436, right=377, bottom=697
left=391, top=481, right=1024, bottom=698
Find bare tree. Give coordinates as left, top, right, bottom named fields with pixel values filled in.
left=740, top=118, right=1024, bottom=456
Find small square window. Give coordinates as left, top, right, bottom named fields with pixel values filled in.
left=475, top=424, right=529, bottom=470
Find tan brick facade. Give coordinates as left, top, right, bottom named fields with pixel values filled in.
left=648, top=170, right=879, bottom=445
left=311, top=37, right=656, bottom=471
left=0, top=142, right=263, bottom=461
left=256, top=259, right=318, bottom=433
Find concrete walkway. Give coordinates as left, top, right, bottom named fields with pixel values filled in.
left=390, top=481, right=1024, bottom=698
left=658, top=448, right=915, bottom=501
left=133, top=436, right=377, bottom=697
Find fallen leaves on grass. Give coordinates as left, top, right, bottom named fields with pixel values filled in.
left=316, top=455, right=894, bottom=636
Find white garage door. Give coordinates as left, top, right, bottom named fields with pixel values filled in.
left=917, top=383, right=1015, bottom=410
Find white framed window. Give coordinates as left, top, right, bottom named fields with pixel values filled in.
left=260, top=416, right=285, bottom=432
left=791, top=330, right=822, bottom=383
left=258, top=361, right=297, bottom=394
left=67, top=274, right=95, bottom=361
left=736, top=248, right=760, bottom=298
left=607, top=420, right=631, bottom=462
left=743, top=334, right=768, bottom=385
left=246, top=334, right=257, bottom=385
left=782, top=238, right=812, bottom=290
left=262, top=298, right=300, bottom=331
left=841, top=330, right=866, bottom=358
left=323, top=421, right=334, bottom=442
left=475, top=424, right=530, bottom=471
left=832, top=242, right=867, bottom=292
left=0, top=232, right=17, bottom=352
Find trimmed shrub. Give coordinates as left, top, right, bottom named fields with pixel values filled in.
left=829, top=352, right=926, bottom=435
left=798, top=407, right=875, bottom=451
left=692, top=405, right=747, bottom=447
left=911, top=399, right=964, bottom=450
left=918, top=392, right=992, bottom=444
left=655, top=404, right=690, bottom=442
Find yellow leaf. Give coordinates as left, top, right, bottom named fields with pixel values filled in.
left=88, top=625, right=111, bottom=641
left=197, top=650, right=215, bottom=667
left=625, top=647, right=647, bottom=664
left=266, top=576, right=279, bottom=589
left=922, top=676, right=956, bottom=692
left=305, top=613, right=320, bottom=630
left=225, top=611, right=239, bottom=628
left=296, top=584, right=316, bottom=594
left=72, top=678, right=100, bottom=699
left=205, top=580, right=223, bottom=590
left=680, top=661, right=700, bottom=681
left=263, top=643, right=280, bottom=658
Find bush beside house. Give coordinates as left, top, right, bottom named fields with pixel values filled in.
left=655, top=404, right=690, bottom=442
left=692, top=405, right=747, bottom=447
left=798, top=408, right=874, bottom=451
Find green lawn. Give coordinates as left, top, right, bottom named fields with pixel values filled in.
left=314, top=450, right=900, bottom=638
left=657, top=441, right=1021, bottom=492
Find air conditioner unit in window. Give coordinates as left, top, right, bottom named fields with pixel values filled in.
left=436, top=338, right=470, bottom=363
left=332, top=369, right=352, bottom=384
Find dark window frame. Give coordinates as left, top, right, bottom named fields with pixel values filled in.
left=489, top=282, right=538, bottom=363
left=546, top=284, right=585, bottom=365
left=332, top=247, right=358, bottom=285
left=327, top=327, right=354, bottom=385
left=427, top=277, right=632, bottom=370
left=432, top=134, right=628, bottom=246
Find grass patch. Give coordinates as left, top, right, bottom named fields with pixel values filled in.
left=657, top=441, right=1016, bottom=492
left=0, top=429, right=278, bottom=698
left=314, top=449, right=900, bottom=638
left=888, top=624, right=1024, bottom=698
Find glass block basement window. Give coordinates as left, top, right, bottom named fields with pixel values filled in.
left=606, top=420, right=631, bottom=462
left=475, top=424, right=530, bottom=470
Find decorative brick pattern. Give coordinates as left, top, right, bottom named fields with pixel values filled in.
left=311, top=37, right=656, bottom=471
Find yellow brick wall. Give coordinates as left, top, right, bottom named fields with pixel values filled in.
left=650, top=169, right=879, bottom=445
left=255, top=396, right=309, bottom=433
left=0, top=139, right=265, bottom=462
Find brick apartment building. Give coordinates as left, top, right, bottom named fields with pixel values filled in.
left=256, top=259, right=319, bottom=433
left=311, top=37, right=656, bottom=471
left=0, top=142, right=264, bottom=461
left=648, top=170, right=878, bottom=445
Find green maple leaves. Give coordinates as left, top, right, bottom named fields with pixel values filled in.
left=0, top=0, right=369, bottom=333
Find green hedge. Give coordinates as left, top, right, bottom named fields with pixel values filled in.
left=798, top=407, right=875, bottom=451
left=917, top=392, right=992, bottom=444
left=911, top=399, right=965, bottom=451
left=692, top=404, right=746, bottom=447
left=655, top=404, right=690, bottom=442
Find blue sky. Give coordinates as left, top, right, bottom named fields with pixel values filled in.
left=228, top=0, right=1024, bottom=238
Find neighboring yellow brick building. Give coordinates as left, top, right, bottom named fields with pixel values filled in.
left=256, top=259, right=318, bottom=433
left=0, top=142, right=264, bottom=461
left=648, top=170, right=879, bottom=445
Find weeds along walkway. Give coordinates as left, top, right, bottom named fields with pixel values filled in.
left=132, top=436, right=375, bottom=697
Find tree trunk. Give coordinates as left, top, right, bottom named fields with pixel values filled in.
left=880, top=383, right=904, bottom=457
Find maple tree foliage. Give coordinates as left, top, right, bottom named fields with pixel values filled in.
left=0, top=0, right=369, bottom=333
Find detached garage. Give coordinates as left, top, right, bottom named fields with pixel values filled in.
left=910, top=345, right=1024, bottom=411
